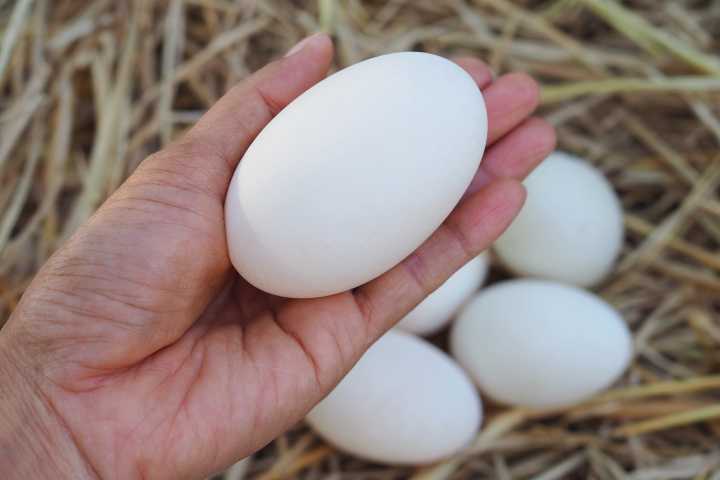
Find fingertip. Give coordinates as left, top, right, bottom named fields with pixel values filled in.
left=502, top=72, right=541, bottom=112
left=506, top=177, right=528, bottom=208
left=176, top=34, right=335, bottom=180
left=452, top=56, right=494, bottom=89
left=510, top=180, right=527, bottom=223
left=525, top=116, right=556, bottom=143
left=259, top=33, right=334, bottom=111
left=484, top=72, right=542, bottom=144
left=284, top=32, right=330, bottom=57
left=512, top=117, right=556, bottom=178
left=494, top=177, right=527, bottom=216
left=543, top=119, right=557, bottom=150
left=283, top=32, right=334, bottom=63
left=527, top=117, right=557, bottom=162
left=486, top=178, right=527, bottom=237
left=451, top=178, right=526, bottom=249
left=489, top=177, right=527, bottom=212
left=464, top=116, right=553, bottom=201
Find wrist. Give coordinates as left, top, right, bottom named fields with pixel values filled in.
left=0, top=332, right=97, bottom=479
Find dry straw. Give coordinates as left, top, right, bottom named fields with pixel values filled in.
left=1, top=0, right=720, bottom=478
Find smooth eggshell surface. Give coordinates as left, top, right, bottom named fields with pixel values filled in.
left=450, top=279, right=632, bottom=408
left=494, top=151, right=623, bottom=287
left=225, top=52, right=487, bottom=298
left=306, top=330, right=482, bottom=465
left=396, top=252, right=489, bottom=336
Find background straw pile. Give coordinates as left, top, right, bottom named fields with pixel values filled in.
left=2, top=0, right=720, bottom=478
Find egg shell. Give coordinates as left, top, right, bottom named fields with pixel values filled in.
left=396, top=252, right=489, bottom=336
left=225, top=52, right=487, bottom=298
left=493, top=151, right=623, bottom=287
left=450, top=279, right=632, bottom=409
left=306, top=330, right=482, bottom=465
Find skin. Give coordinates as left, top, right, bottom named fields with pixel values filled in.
left=0, top=34, right=555, bottom=480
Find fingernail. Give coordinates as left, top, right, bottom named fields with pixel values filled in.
left=284, top=33, right=324, bottom=57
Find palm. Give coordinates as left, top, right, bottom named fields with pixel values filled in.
left=46, top=279, right=367, bottom=479
left=3, top=36, right=554, bottom=480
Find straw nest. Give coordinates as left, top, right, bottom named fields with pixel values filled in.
left=1, top=0, right=720, bottom=478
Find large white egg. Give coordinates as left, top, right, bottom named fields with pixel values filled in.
left=225, top=52, right=487, bottom=298
left=396, top=252, right=489, bottom=336
left=450, top=279, right=632, bottom=409
left=493, top=151, right=623, bottom=287
left=306, top=330, right=481, bottom=464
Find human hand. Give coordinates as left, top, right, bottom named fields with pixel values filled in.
left=0, top=34, right=554, bottom=479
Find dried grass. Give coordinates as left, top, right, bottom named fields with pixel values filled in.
left=1, top=0, right=720, bottom=479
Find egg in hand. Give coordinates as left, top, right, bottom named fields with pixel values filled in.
left=225, top=52, right=488, bottom=298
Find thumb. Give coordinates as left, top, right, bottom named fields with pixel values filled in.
left=134, top=33, right=334, bottom=201
left=8, top=34, right=334, bottom=379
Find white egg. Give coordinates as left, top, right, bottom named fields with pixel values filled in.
left=306, top=330, right=481, bottom=464
left=225, top=52, right=487, bottom=298
left=396, top=253, right=490, bottom=336
left=450, top=279, right=632, bottom=409
left=494, top=151, right=623, bottom=287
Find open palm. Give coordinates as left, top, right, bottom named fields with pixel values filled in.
left=1, top=35, right=554, bottom=480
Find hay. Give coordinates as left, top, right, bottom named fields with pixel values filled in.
left=1, top=0, right=720, bottom=478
